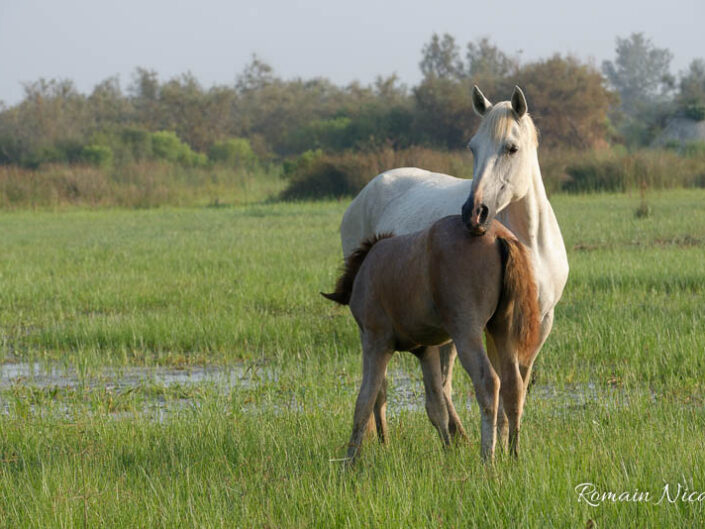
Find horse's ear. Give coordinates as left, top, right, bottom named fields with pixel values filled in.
left=511, top=85, right=527, bottom=119
left=472, top=85, right=492, bottom=117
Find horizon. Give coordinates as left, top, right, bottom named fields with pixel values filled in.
left=2, top=0, right=704, bottom=105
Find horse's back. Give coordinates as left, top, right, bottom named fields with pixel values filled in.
left=340, top=167, right=471, bottom=258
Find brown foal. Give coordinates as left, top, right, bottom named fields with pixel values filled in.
left=323, top=215, right=540, bottom=463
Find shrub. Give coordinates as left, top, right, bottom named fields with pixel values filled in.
left=208, top=138, right=257, bottom=169
left=149, top=131, right=207, bottom=167
left=81, top=145, right=114, bottom=168
left=560, top=149, right=705, bottom=192
left=281, top=147, right=473, bottom=200
left=184, top=152, right=208, bottom=167
left=20, top=145, right=68, bottom=169
left=120, top=128, right=153, bottom=161
left=684, top=103, right=705, bottom=122
left=682, top=141, right=705, bottom=158
left=281, top=149, right=323, bottom=179
left=283, top=117, right=352, bottom=153
left=564, top=157, right=627, bottom=192
left=282, top=146, right=705, bottom=200
left=151, top=131, right=189, bottom=162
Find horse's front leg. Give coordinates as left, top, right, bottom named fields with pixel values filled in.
left=485, top=333, right=509, bottom=452
left=419, top=346, right=451, bottom=447
left=439, top=342, right=468, bottom=441
left=373, top=376, right=389, bottom=443
left=490, top=332, right=524, bottom=457
left=454, top=334, right=500, bottom=462
left=364, top=375, right=388, bottom=442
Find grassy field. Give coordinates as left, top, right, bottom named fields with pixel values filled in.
left=1, top=189, right=705, bottom=527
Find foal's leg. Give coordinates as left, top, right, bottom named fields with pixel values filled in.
left=347, top=337, right=393, bottom=462
left=454, top=335, right=500, bottom=462
left=485, top=333, right=509, bottom=452
left=419, top=346, right=451, bottom=447
left=490, top=333, right=525, bottom=458
left=439, top=343, right=468, bottom=441
left=373, top=376, right=389, bottom=443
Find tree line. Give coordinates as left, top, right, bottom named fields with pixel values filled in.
left=1, top=33, right=704, bottom=169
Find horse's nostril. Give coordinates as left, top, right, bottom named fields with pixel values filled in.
left=478, top=205, right=489, bottom=224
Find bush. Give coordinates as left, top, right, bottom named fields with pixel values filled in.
left=561, top=149, right=705, bottom=192
left=281, top=149, right=323, bottom=179
left=20, top=145, right=69, bottom=169
left=684, top=104, right=705, bottom=121
left=282, top=146, right=705, bottom=200
left=81, top=145, right=113, bottom=168
left=281, top=147, right=472, bottom=200
left=120, top=128, right=153, bottom=162
left=682, top=141, right=705, bottom=158
left=150, top=131, right=206, bottom=167
left=151, top=131, right=187, bottom=162
left=283, top=118, right=352, bottom=154
left=564, top=157, right=627, bottom=192
left=208, top=138, right=257, bottom=169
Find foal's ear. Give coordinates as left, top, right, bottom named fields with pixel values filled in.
left=472, top=85, right=492, bottom=117
left=511, top=85, right=528, bottom=119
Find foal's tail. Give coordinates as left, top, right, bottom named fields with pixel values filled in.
left=495, top=235, right=541, bottom=363
left=321, top=233, right=393, bottom=305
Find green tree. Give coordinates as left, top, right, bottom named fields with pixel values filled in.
left=515, top=55, right=614, bottom=148
left=466, top=37, right=518, bottom=78
left=419, top=33, right=465, bottom=80
left=602, top=33, right=674, bottom=144
left=465, top=37, right=519, bottom=104
left=129, top=68, right=161, bottom=130
left=677, top=59, right=705, bottom=120
left=602, top=33, right=674, bottom=113
left=413, top=77, right=476, bottom=149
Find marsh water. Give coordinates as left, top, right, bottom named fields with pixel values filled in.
left=0, top=360, right=648, bottom=421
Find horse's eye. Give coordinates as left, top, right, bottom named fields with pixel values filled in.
left=507, top=144, right=519, bottom=155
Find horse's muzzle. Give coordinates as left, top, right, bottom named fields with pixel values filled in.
left=461, top=197, right=490, bottom=235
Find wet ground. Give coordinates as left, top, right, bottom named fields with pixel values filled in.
left=0, top=360, right=652, bottom=422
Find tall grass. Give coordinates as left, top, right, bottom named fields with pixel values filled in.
left=3, top=147, right=704, bottom=208
left=0, top=162, right=284, bottom=209
left=281, top=147, right=705, bottom=199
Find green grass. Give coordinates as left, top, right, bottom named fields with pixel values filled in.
left=1, top=189, right=705, bottom=527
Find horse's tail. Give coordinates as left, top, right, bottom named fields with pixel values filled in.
left=495, top=235, right=541, bottom=363
left=321, top=233, right=394, bottom=305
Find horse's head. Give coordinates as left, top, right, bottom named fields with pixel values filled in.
left=461, top=85, right=538, bottom=235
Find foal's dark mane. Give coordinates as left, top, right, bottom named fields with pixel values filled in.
left=322, top=233, right=394, bottom=305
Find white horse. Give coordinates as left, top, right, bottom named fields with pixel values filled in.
left=339, top=86, right=569, bottom=448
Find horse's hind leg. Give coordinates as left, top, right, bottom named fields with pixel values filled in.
left=439, top=343, right=468, bottom=441
left=419, top=346, right=451, bottom=447
left=347, top=336, right=393, bottom=462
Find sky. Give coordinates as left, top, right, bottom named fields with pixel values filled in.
left=1, top=0, right=704, bottom=105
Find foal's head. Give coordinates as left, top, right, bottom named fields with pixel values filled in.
left=461, top=86, right=539, bottom=235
